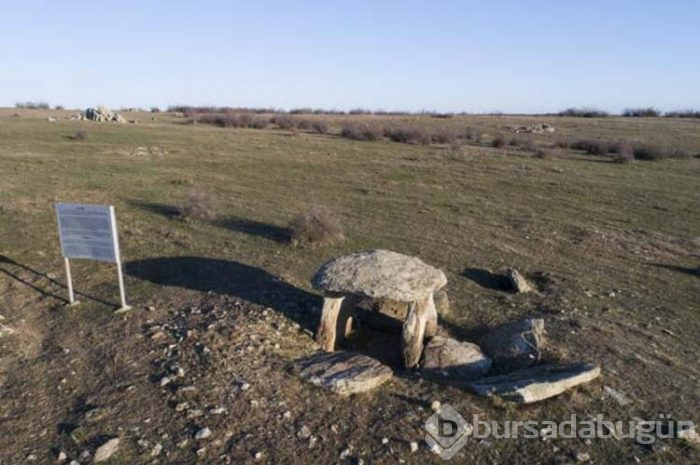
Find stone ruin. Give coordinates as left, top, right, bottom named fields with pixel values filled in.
left=294, top=250, right=601, bottom=403
left=512, top=123, right=555, bottom=134
left=68, top=105, right=126, bottom=123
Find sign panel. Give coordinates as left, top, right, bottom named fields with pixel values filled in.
left=56, top=203, right=119, bottom=262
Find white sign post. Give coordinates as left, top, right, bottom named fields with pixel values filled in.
left=55, top=203, right=131, bottom=312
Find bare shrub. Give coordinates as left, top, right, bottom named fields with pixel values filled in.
left=340, top=123, right=383, bottom=141
left=632, top=144, right=666, bottom=161
left=570, top=139, right=610, bottom=155
left=150, top=107, right=161, bottom=113
left=289, top=205, right=344, bottom=247
left=611, top=143, right=633, bottom=163
left=310, top=121, right=329, bottom=134
left=623, top=107, right=660, bottom=117
left=664, top=109, right=700, bottom=118
left=72, top=130, right=89, bottom=141
left=533, top=149, right=549, bottom=158
left=384, top=126, right=430, bottom=145
left=271, top=115, right=297, bottom=130
left=15, top=101, right=50, bottom=109
left=558, top=108, right=609, bottom=118
left=179, top=188, right=217, bottom=222
left=54, top=105, right=65, bottom=110
left=491, top=134, right=506, bottom=148
left=296, top=119, right=327, bottom=133
left=430, top=130, right=458, bottom=144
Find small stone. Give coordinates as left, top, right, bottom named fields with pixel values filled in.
left=603, top=385, right=632, bottom=406
left=57, top=451, right=68, bottom=462
left=175, top=402, right=189, bottom=412
left=210, top=407, right=226, bottom=415
left=431, top=400, right=441, bottom=411
left=308, top=436, right=317, bottom=449
left=421, top=336, right=492, bottom=379
left=195, top=427, right=212, bottom=440
left=381, top=437, right=389, bottom=445
left=94, top=437, right=120, bottom=462
left=282, top=411, right=292, bottom=420
left=410, top=442, right=419, bottom=453
left=507, top=268, right=534, bottom=293
left=151, top=443, right=163, bottom=456
left=254, top=451, right=264, bottom=460
left=160, top=376, right=171, bottom=387
left=677, top=424, right=699, bottom=444
left=575, top=451, right=591, bottom=462
left=297, top=425, right=311, bottom=440
left=339, top=447, right=352, bottom=460
left=480, top=318, right=546, bottom=369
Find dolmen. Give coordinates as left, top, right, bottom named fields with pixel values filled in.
left=312, top=250, right=447, bottom=368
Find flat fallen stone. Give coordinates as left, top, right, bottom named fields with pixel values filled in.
left=469, top=362, right=601, bottom=403
left=480, top=318, right=545, bottom=369
left=312, top=250, right=447, bottom=302
left=293, top=351, right=393, bottom=396
left=94, top=437, right=120, bottom=462
left=421, top=336, right=492, bottom=379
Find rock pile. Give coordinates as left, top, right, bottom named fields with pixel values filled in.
left=512, top=123, right=555, bottom=134
left=68, top=106, right=126, bottom=123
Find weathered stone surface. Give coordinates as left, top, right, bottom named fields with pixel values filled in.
left=294, top=351, right=393, bottom=396
left=94, top=437, right=120, bottom=462
left=421, top=336, right=492, bottom=379
left=507, top=268, right=534, bottom=293
left=68, top=105, right=125, bottom=123
left=513, top=123, right=555, bottom=134
left=312, top=250, right=447, bottom=302
left=434, top=289, right=450, bottom=316
left=480, top=318, right=545, bottom=369
left=469, top=362, right=601, bottom=403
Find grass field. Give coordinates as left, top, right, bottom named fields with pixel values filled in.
left=0, top=108, right=698, bottom=464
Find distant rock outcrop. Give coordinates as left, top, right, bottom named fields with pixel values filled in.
left=68, top=106, right=126, bottom=123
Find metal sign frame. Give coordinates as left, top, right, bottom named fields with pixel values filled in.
left=55, top=203, right=130, bottom=312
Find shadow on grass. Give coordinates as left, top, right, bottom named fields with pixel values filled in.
left=214, top=217, right=290, bottom=244
left=0, top=255, right=115, bottom=306
left=124, top=256, right=319, bottom=332
left=652, top=263, right=700, bottom=278
left=129, top=199, right=290, bottom=244
left=128, top=200, right=180, bottom=218
left=462, top=267, right=512, bottom=291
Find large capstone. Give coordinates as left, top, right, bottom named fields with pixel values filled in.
left=312, top=250, right=447, bottom=301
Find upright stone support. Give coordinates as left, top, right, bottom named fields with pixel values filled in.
left=402, top=294, right=432, bottom=368
left=316, top=295, right=345, bottom=351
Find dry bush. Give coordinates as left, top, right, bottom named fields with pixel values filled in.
left=553, top=139, right=571, bottom=149
left=558, top=107, right=609, bottom=118
left=664, top=109, right=700, bottom=118
left=15, top=101, right=50, bottom=109
left=270, top=115, right=297, bottom=130
left=570, top=139, right=610, bottom=155
left=430, top=130, right=458, bottom=144
left=150, top=106, right=161, bottom=113
left=72, top=130, right=89, bottom=141
left=533, top=149, right=549, bottom=158
left=289, top=205, right=344, bottom=247
left=623, top=107, right=660, bottom=117
left=384, top=126, right=430, bottom=145
left=340, top=123, right=383, bottom=141
left=611, top=143, right=633, bottom=163
left=310, top=121, right=329, bottom=134
left=179, top=188, right=217, bottom=222
left=632, top=144, right=666, bottom=161
left=491, top=134, right=506, bottom=148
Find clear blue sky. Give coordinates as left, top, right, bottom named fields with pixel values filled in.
left=2, top=0, right=698, bottom=113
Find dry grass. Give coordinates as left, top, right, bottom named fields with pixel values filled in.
left=289, top=205, right=344, bottom=247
